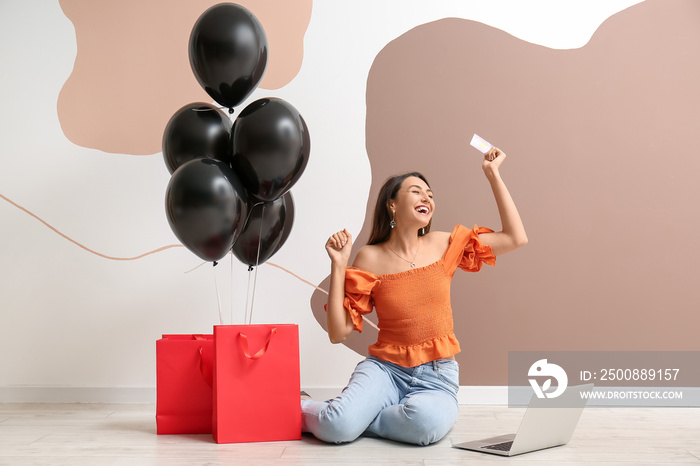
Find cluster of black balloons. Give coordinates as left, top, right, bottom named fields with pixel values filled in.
left=163, top=3, right=310, bottom=266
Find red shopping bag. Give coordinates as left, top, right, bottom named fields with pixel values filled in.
left=212, top=324, right=301, bottom=443
left=156, top=334, right=214, bottom=434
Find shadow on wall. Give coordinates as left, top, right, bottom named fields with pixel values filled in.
left=311, top=0, right=700, bottom=385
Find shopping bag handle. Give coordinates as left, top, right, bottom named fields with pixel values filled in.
left=239, top=327, right=278, bottom=360
left=198, top=346, right=213, bottom=388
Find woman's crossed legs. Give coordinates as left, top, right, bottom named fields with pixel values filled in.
left=301, top=356, right=459, bottom=446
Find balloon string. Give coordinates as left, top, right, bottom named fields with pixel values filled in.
left=213, top=264, right=223, bottom=326
left=249, top=204, right=265, bottom=325
left=250, top=266, right=259, bottom=325
left=243, top=201, right=266, bottom=228
left=234, top=251, right=237, bottom=324
left=244, top=266, right=252, bottom=325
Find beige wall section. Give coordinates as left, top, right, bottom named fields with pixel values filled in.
left=57, top=0, right=312, bottom=155
left=312, top=0, right=700, bottom=385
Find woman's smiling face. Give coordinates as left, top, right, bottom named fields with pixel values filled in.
left=390, top=176, right=435, bottom=228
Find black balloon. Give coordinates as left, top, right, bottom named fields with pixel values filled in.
left=162, top=103, right=232, bottom=174
left=165, top=159, right=248, bottom=262
left=232, top=192, right=294, bottom=267
left=188, top=3, right=268, bottom=111
left=271, top=191, right=294, bottom=258
left=232, top=98, right=310, bottom=202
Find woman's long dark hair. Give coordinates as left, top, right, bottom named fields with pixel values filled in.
left=367, top=172, right=432, bottom=245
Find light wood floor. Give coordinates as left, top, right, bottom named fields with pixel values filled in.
left=1, top=403, right=699, bottom=465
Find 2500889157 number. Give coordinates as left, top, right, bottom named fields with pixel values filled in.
left=599, top=369, right=679, bottom=381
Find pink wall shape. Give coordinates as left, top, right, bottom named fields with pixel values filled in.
left=57, top=0, right=312, bottom=155
left=311, top=0, right=700, bottom=385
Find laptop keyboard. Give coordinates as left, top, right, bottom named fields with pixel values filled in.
left=482, top=440, right=513, bottom=452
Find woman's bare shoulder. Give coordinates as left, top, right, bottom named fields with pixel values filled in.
left=352, top=244, right=383, bottom=271
left=425, top=229, right=452, bottom=240
left=425, top=229, right=452, bottom=244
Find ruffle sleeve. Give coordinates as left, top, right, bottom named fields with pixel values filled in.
left=343, top=267, right=381, bottom=332
left=443, top=224, right=496, bottom=276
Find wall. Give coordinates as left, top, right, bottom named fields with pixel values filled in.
left=4, top=0, right=693, bottom=403
left=312, top=0, right=700, bottom=386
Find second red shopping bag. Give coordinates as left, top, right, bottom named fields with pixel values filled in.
left=212, top=324, right=301, bottom=443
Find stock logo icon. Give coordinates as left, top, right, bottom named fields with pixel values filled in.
left=528, top=359, right=568, bottom=399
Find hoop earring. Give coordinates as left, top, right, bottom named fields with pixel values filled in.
left=390, top=209, right=396, bottom=229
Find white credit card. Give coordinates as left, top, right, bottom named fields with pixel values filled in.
left=470, top=134, right=493, bottom=154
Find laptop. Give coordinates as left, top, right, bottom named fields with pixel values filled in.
left=453, top=383, right=593, bottom=456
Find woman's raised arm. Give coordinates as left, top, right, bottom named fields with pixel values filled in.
left=477, top=147, right=528, bottom=256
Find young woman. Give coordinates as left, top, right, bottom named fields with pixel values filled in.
left=302, top=146, right=528, bottom=445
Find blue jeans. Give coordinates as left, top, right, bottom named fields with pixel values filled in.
left=301, top=356, right=460, bottom=446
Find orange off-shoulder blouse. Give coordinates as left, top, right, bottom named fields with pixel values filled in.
left=343, top=224, right=496, bottom=367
